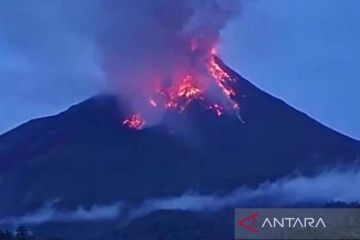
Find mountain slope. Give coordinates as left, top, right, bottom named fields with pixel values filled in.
left=0, top=59, right=359, bottom=238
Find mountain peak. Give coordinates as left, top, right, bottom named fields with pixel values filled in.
left=0, top=60, right=358, bottom=238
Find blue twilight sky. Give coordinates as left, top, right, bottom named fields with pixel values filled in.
left=222, top=0, right=360, bottom=140
left=0, top=0, right=359, bottom=139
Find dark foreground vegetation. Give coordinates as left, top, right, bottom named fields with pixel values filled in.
left=0, top=226, right=60, bottom=240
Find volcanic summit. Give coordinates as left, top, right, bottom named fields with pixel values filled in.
left=0, top=58, right=359, bottom=239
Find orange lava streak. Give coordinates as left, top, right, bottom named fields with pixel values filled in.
left=157, top=74, right=203, bottom=111
left=208, top=57, right=236, bottom=98
left=208, top=57, right=231, bottom=81
left=176, top=75, right=202, bottom=98
left=123, top=48, right=242, bottom=130
left=123, top=114, right=145, bottom=129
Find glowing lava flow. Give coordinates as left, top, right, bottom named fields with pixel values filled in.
left=123, top=114, right=145, bottom=130
left=123, top=53, right=241, bottom=129
left=208, top=57, right=236, bottom=98
left=159, top=75, right=204, bottom=111
left=177, top=75, right=202, bottom=99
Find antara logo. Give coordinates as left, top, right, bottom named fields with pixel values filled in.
left=238, top=214, right=326, bottom=233
left=238, top=213, right=258, bottom=233
left=261, top=217, right=327, bottom=228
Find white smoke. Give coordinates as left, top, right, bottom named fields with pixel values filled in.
left=0, top=202, right=122, bottom=226
left=129, top=168, right=360, bottom=218
left=2, top=168, right=360, bottom=226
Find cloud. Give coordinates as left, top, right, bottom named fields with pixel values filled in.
left=129, top=168, right=360, bottom=219
left=3, top=168, right=359, bottom=226
left=0, top=202, right=123, bottom=226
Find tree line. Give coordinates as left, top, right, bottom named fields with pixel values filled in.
left=0, top=226, right=61, bottom=240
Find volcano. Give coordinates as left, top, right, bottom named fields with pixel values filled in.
left=0, top=58, right=359, bottom=239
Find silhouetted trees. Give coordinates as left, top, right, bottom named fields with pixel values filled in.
left=0, top=230, right=13, bottom=240
left=0, top=226, right=61, bottom=240
left=0, top=226, right=34, bottom=240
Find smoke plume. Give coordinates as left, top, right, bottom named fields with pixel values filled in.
left=97, top=0, right=240, bottom=125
